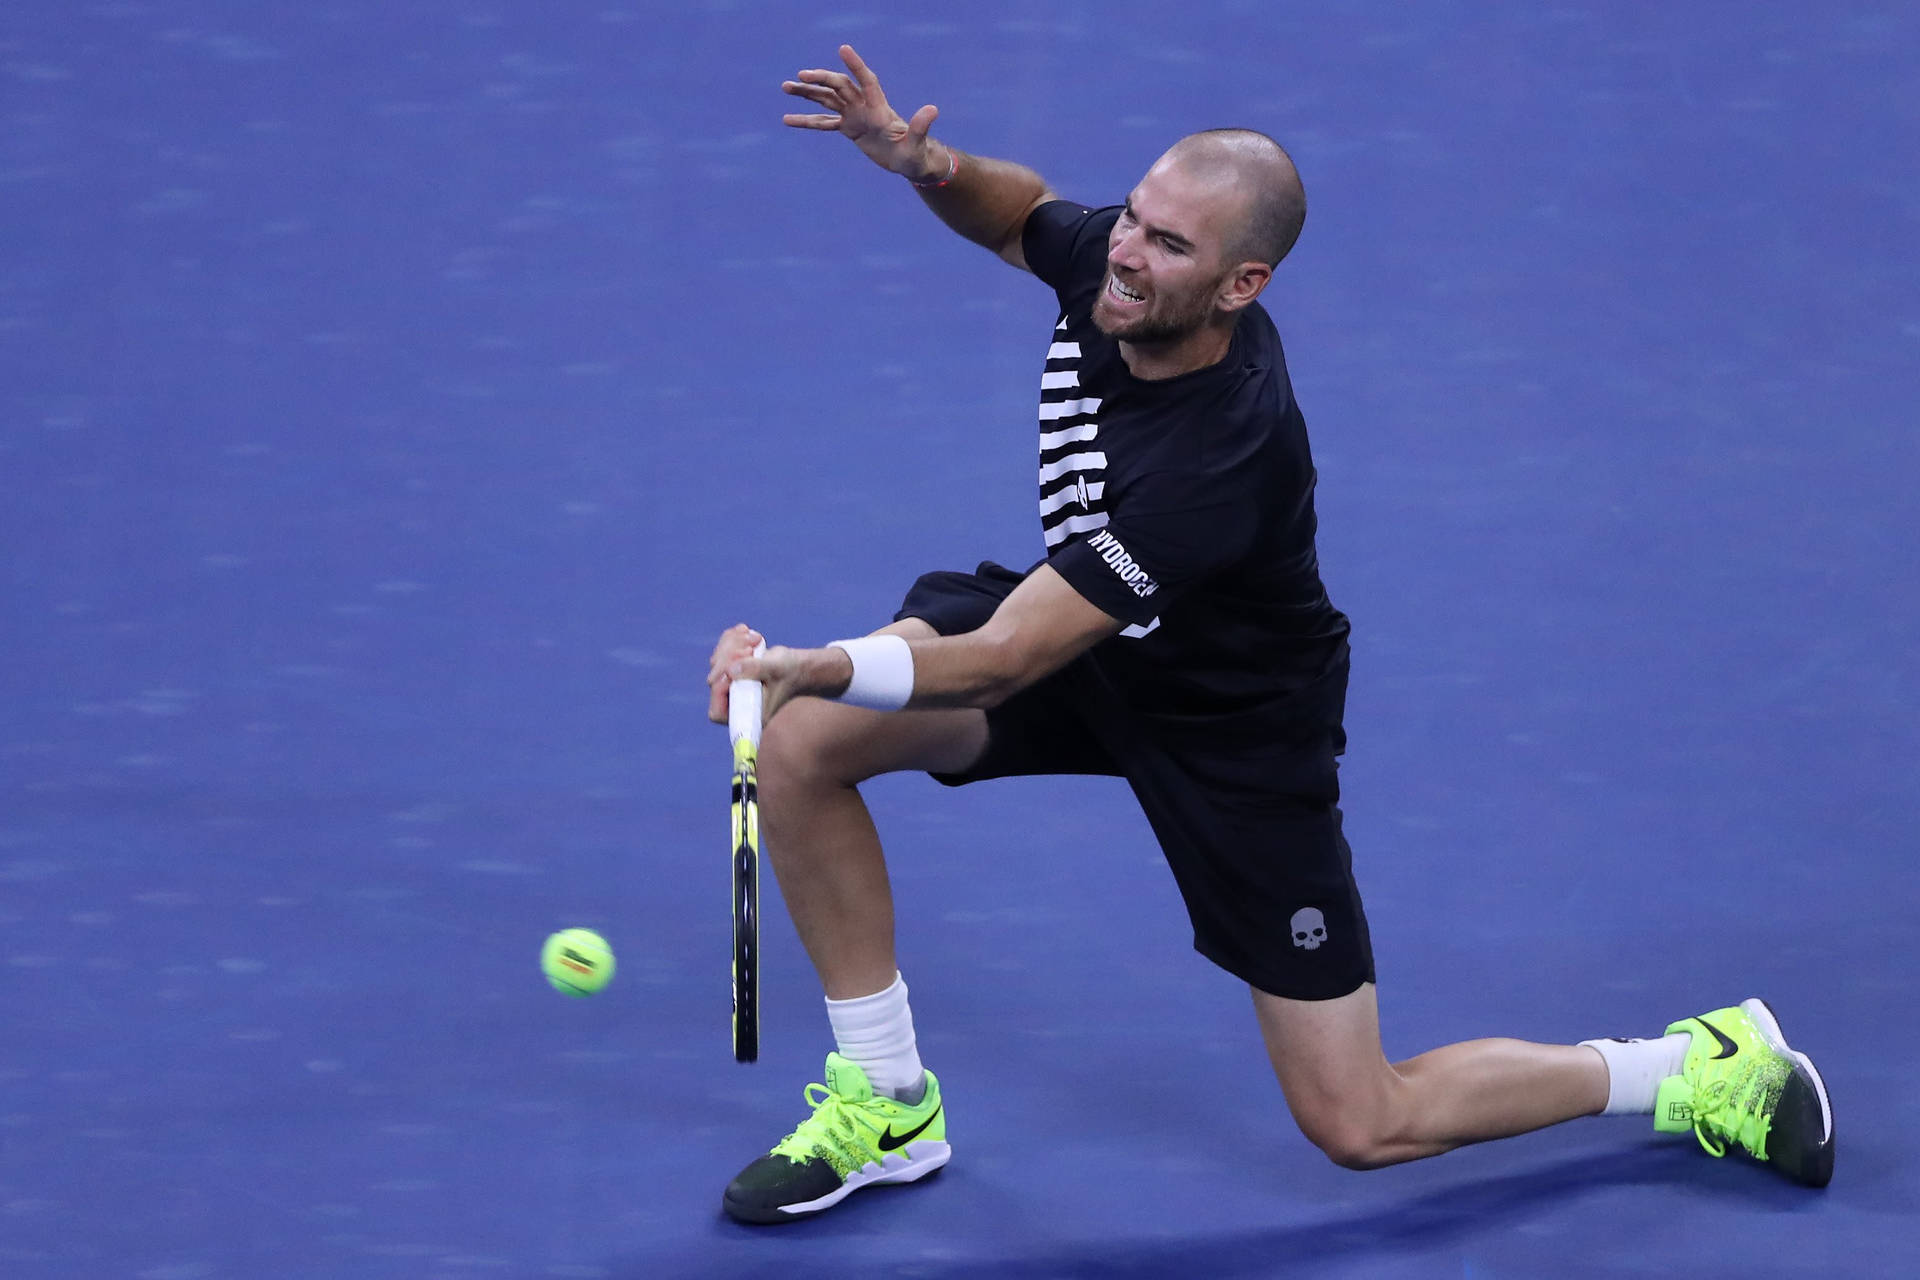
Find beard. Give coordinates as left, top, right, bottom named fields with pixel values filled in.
left=1091, top=272, right=1219, bottom=346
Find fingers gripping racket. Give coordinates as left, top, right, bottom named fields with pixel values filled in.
left=727, top=643, right=765, bottom=1063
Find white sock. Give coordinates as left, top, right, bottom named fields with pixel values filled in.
left=825, top=972, right=925, bottom=1103
left=1580, top=1032, right=1692, bottom=1115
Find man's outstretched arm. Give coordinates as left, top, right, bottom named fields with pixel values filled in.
left=781, top=44, right=1055, bottom=271
left=711, top=565, right=1125, bottom=726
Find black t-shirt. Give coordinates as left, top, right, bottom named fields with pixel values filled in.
left=1020, top=200, right=1350, bottom=717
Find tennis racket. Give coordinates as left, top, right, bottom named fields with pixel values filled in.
left=727, top=642, right=766, bottom=1063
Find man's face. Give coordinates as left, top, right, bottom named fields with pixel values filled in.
left=1091, top=157, right=1243, bottom=346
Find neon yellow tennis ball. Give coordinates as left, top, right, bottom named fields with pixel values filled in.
left=541, top=928, right=615, bottom=997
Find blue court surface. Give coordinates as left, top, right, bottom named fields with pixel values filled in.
left=4, top=3, right=1916, bottom=1277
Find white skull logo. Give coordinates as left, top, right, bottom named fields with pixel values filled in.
left=1290, top=907, right=1327, bottom=951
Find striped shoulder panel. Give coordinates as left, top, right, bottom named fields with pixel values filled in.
left=1037, top=319, right=1107, bottom=549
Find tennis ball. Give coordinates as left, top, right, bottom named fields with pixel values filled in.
left=541, top=928, right=615, bottom=997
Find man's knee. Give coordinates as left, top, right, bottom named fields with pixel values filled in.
left=759, top=695, right=986, bottom=796
left=1253, top=984, right=1404, bottom=1170
left=759, top=698, right=857, bottom=792
left=757, top=613, right=989, bottom=788
left=1296, top=1108, right=1398, bottom=1171
left=1285, top=1078, right=1410, bottom=1170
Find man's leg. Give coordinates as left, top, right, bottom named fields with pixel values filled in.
left=757, top=617, right=986, bottom=1001
left=724, top=619, right=983, bottom=1224
left=1252, top=982, right=1608, bottom=1169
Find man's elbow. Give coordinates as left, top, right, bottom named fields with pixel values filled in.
left=966, top=632, right=1035, bottom=710
left=975, top=677, right=1021, bottom=711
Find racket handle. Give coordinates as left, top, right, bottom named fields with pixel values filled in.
left=728, top=640, right=767, bottom=750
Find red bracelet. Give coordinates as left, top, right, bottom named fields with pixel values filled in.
left=910, top=148, right=958, bottom=190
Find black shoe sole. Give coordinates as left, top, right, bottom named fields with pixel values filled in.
left=1746, top=998, right=1835, bottom=1188
left=722, top=1164, right=944, bottom=1225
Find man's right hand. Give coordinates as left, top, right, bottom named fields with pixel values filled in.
left=781, top=45, right=946, bottom=184
left=707, top=623, right=766, bottom=724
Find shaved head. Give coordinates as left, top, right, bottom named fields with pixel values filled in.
left=1161, top=129, right=1306, bottom=268
left=1095, top=129, right=1305, bottom=368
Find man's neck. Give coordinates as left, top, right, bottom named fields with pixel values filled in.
left=1117, top=320, right=1236, bottom=381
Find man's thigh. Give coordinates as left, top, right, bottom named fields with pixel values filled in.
left=1128, top=759, right=1374, bottom=1000
left=1252, top=982, right=1397, bottom=1134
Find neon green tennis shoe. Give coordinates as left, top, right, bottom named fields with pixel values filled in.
left=1654, top=998, right=1833, bottom=1187
left=722, top=1053, right=949, bottom=1224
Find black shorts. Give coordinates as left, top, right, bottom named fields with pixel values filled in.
left=896, top=562, right=1374, bottom=1002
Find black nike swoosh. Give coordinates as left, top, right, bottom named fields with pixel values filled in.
left=877, top=1104, right=942, bottom=1152
left=1695, top=1016, right=1740, bottom=1060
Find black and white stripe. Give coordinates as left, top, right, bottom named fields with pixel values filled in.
left=1038, top=320, right=1107, bottom=549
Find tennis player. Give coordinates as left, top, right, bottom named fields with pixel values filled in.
left=704, top=45, right=1833, bottom=1224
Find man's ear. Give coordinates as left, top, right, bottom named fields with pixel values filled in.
left=1217, top=261, right=1273, bottom=314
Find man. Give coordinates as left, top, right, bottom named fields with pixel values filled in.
left=704, top=45, right=1833, bottom=1224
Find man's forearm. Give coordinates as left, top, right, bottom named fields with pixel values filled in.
left=909, top=143, right=1052, bottom=259
left=778, top=565, right=1121, bottom=715
left=796, top=632, right=1024, bottom=711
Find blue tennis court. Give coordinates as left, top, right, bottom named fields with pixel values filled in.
left=3, top=2, right=1914, bottom=1276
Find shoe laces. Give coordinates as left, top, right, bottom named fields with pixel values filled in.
left=1686, top=1062, right=1773, bottom=1161
left=769, top=1082, right=885, bottom=1170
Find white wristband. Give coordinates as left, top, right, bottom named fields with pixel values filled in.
left=827, top=635, right=915, bottom=711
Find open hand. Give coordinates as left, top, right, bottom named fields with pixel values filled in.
left=781, top=44, right=943, bottom=181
